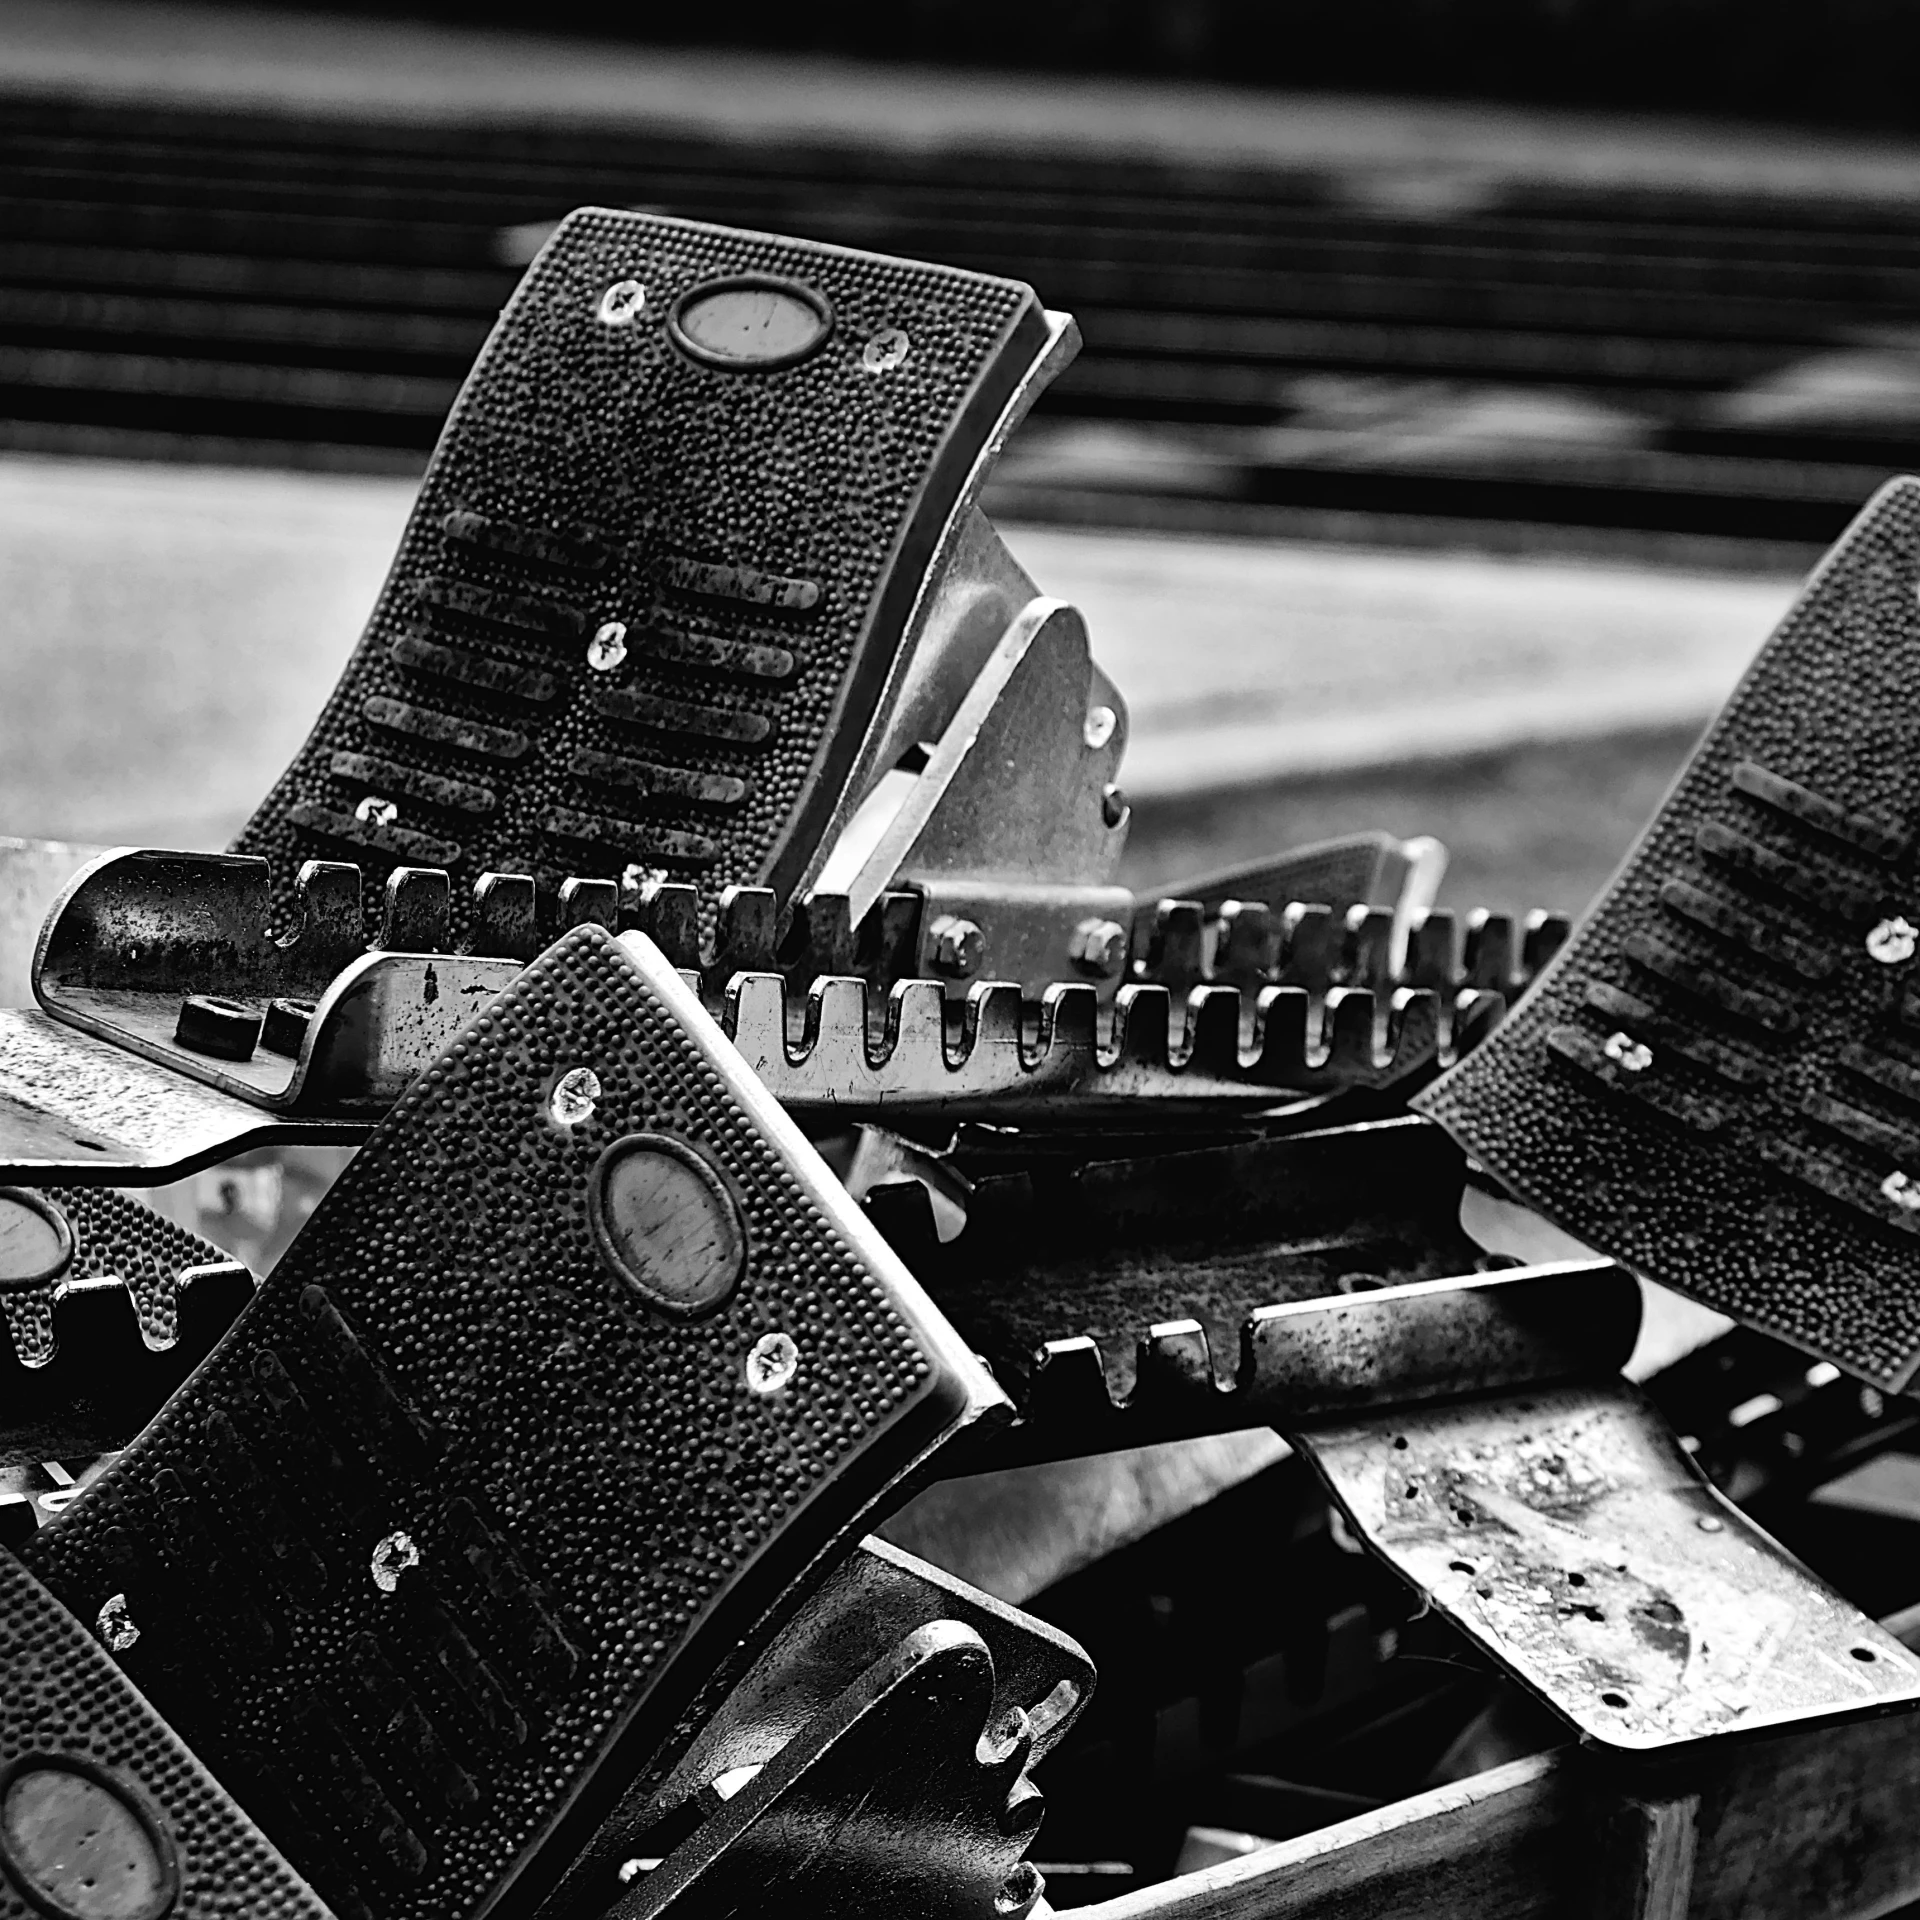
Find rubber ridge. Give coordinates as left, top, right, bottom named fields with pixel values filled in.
left=22, top=924, right=1002, bottom=1920
left=0, top=1546, right=332, bottom=1920
left=232, top=210, right=1049, bottom=940
left=1416, top=477, right=1920, bottom=1389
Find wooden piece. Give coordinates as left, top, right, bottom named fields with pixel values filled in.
left=1592, top=1795, right=1699, bottom=1920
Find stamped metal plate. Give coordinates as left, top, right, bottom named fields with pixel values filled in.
left=1295, top=1379, right=1920, bottom=1751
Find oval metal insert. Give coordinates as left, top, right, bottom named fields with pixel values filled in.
left=668, top=276, right=832, bottom=372
left=0, top=1189, right=74, bottom=1292
left=0, top=1757, right=179, bottom=1920
left=587, top=1132, right=748, bottom=1319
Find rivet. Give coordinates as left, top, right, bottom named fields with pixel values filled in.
left=860, top=327, right=911, bottom=374
left=1867, top=916, right=1918, bottom=963
left=1602, top=1030, right=1653, bottom=1072
left=355, top=794, right=399, bottom=827
left=370, top=1530, right=420, bottom=1593
left=745, top=1331, right=800, bottom=1395
left=548, top=1067, right=603, bottom=1127
left=1696, top=1515, right=1724, bottom=1533
left=1083, top=704, right=1117, bottom=750
left=1882, top=1170, right=1920, bottom=1212
left=597, top=279, right=647, bottom=327
left=587, top=621, right=629, bottom=671
left=96, top=1593, right=140, bottom=1651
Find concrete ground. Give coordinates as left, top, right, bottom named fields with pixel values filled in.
left=0, top=453, right=1796, bottom=850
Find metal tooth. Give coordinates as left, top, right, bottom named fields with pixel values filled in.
left=879, top=980, right=955, bottom=1083
left=1280, top=902, right=1341, bottom=989
left=1212, top=900, right=1277, bottom=988
left=1405, top=908, right=1459, bottom=990
left=1139, top=898, right=1206, bottom=993
left=1463, top=909, right=1517, bottom=992
left=559, top=876, right=618, bottom=930
left=1109, top=984, right=1175, bottom=1071
left=712, top=886, right=779, bottom=979
left=1249, top=986, right=1312, bottom=1080
left=957, top=981, right=1029, bottom=1061
left=289, top=860, right=367, bottom=983
left=1522, top=909, right=1572, bottom=982
left=1026, top=1338, right=1119, bottom=1423
left=862, top=1180, right=944, bottom=1266
left=1037, top=981, right=1100, bottom=1057
left=790, top=890, right=857, bottom=979
left=631, top=881, right=702, bottom=969
left=469, top=873, right=540, bottom=960
left=857, top=890, right=925, bottom=993
left=1129, top=1320, right=1224, bottom=1411
left=1323, top=988, right=1383, bottom=1076
left=172, top=1260, right=258, bottom=1359
left=30, top=1272, right=143, bottom=1369
left=1343, top=904, right=1396, bottom=991
left=1182, top=985, right=1245, bottom=1075
left=378, top=866, right=451, bottom=953
left=1451, top=988, right=1507, bottom=1059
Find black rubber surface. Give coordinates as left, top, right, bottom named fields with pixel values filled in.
left=1, top=1546, right=331, bottom=1920
left=21, top=924, right=996, bottom=1920
left=1418, top=477, right=1920, bottom=1389
left=232, top=208, right=1047, bottom=936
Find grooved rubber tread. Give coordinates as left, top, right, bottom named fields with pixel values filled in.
left=0, top=1548, right=332, bottom=1920
left=21, top=925, right=994, bottom=1920
left=1, top=1187, right=237, bottom=1365
left=232, top=210, right=1048, bottom=937
left=1416, top=477, right=1920, bottom=1389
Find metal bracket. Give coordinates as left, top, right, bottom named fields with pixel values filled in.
left=1294, top=1379, right=1920, bottom=1751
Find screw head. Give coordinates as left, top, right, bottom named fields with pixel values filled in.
left=1068, top=917, right=1128, bottom=978
left=1868, top=916, right=1918, bottom=963
left=548, top=1066, right=603, bottom=1128
left=587, top=621, right=629, bottom=671
left=928, top=914, right=985, bottom=979
left=597, top=279, right=647, bottom=326
left=1602, top=1030, right=1653, bottom=1072
left=1083, top=704, right=1117, bottom=750
left=860, top=326, right=911, bottom=373
left=745, top=1331, right=800, bottom=1395
left=370, top=1530, right=421, bottom=1592
left=96, top=1593, right=140, bottom=1651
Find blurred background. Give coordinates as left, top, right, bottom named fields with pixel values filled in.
left=20, top=0, right=1920, bottom=921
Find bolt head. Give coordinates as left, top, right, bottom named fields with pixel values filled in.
left=1069, top=917, right=1128, bottom=978
left=928, top=914, right=985, bottom=978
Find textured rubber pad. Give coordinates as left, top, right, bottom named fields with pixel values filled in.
left=1, top=1546, right=330, bottom=1920
left=1417, top=478, right=1920, bottom=1390
left=232, top=210, right=1049, bottom=938
left=21, top=925, right=1003, bottom=1920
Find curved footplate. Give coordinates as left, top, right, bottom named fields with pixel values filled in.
left=1418, top=476, right=1920, bottom=1390
left=232, top=209, right=1055, bottom=939
left=21, top=926, right=1005, bottom=1920
left=0, top=1546, right=330, bottom=1920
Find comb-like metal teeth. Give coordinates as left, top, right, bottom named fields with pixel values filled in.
left=378, top=867, right=451, bottom=954
left=558, top=876, right=619, bottom=929
left=469, top=873, right=540, bottom=961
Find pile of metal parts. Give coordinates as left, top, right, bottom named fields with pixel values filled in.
left=4, top=209, right=1920, bottom=1920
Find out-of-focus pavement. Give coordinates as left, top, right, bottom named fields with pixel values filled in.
left=0, top=453, right=1797, bottom=848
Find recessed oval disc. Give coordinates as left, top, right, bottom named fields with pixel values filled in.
left=0, top=1759, right=177, bottom=1920
left=669, top=276, right=832, bottom=371
left=0, top=1189, right=74, bottom=1291
left=587, top=1132, right=748, bottom=1319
